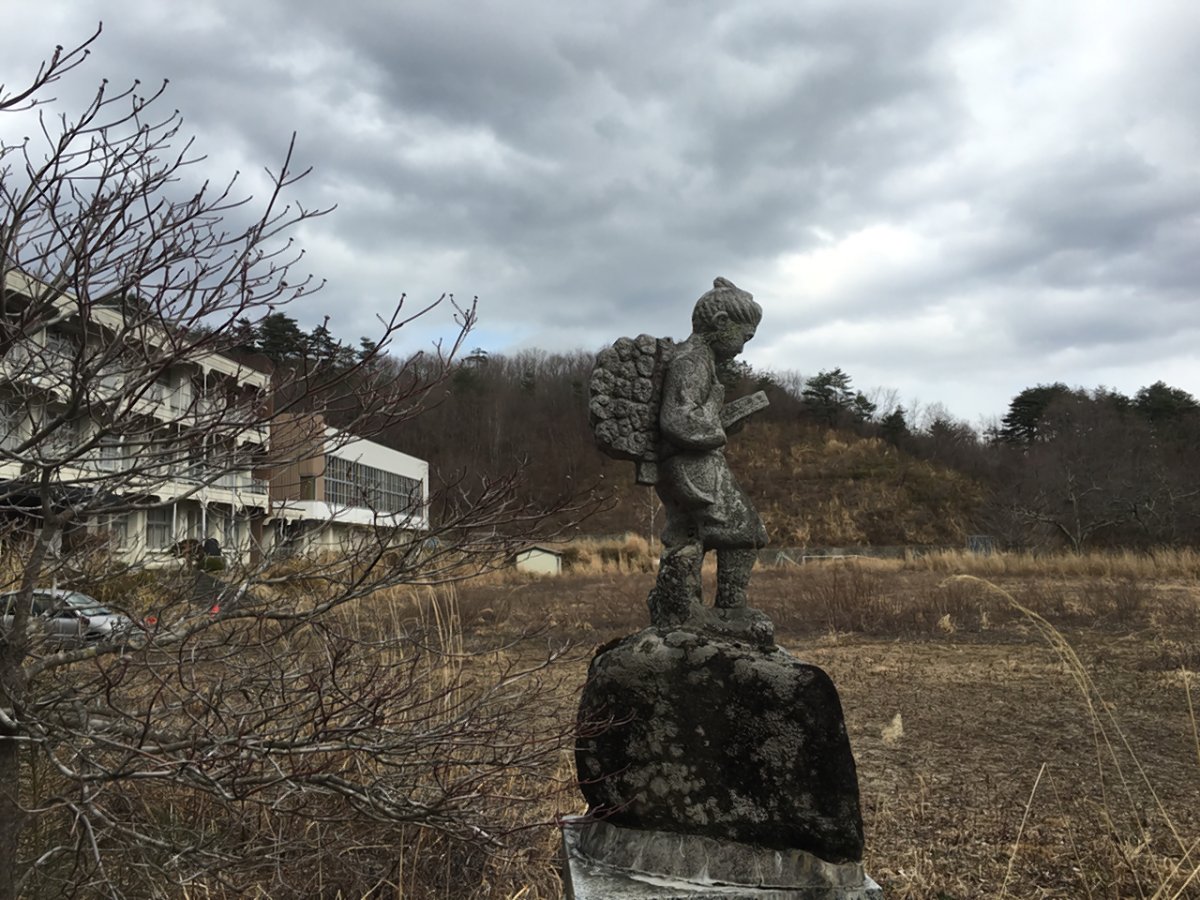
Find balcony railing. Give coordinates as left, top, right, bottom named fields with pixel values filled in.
left=181, top=466, right=270, bottom=495
left=93, top=451, right=134, bottom=473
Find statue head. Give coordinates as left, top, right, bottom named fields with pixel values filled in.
left=692, top=277, right=762, bottom=361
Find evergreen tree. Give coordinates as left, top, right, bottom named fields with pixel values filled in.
left=255, top=312, right=308, bottom=360
left=998, top=383, right=1074, bottom=444
left=230, top=317, right=258, bottom=354
left=1134, top=381, right=1199, bottom=427
left=851, top=390, right=877, bottom=422
left=307, top=319, right=340, bottom=363
left=358, top=336, right=380, bottom=363
left=880, top=406, right=910, bottom=445
left=802, top=368, right=874, bottom=425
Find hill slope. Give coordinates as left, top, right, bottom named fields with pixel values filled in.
left=354, top=352, right=985, bottom=547
left=589, top=420, right=983, bottom=547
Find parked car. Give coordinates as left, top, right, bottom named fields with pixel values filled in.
left=0, top=589, right=136, bottom=647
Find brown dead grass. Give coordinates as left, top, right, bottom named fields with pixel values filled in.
left=445, top=552, right=1200, bottom=899
left=25, top=547, right=1198, bottom=898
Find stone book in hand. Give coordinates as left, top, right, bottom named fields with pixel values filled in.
left=720, top=390, right=769, bottom=431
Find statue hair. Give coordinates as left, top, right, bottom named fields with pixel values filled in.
left=692, top=276, right=762, bottom=332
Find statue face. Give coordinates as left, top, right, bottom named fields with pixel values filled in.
left=708, top=311, right=756, bottom=361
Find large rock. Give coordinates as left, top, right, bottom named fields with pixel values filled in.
left=576, top=628, right=864, bottom=864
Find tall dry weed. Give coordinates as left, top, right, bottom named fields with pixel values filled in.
left=762, top=563, right=1011, bottom=637
left=18, top=576, right=577, bottom=900
left=950, top=575, right=1200, bottom=899
left=905, top=547, right=1200, bottom=580
left=560, top=534, right=656, bottom=575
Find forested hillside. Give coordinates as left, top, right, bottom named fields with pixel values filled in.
left=234, top=315, right=1200, bottom=551
left=379, top=354, right=1199, bottom=551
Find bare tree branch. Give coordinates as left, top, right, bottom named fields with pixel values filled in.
left=0, top=33, right=588, bottom=900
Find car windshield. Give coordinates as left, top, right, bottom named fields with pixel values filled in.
left=58, top=592, right=113, bottom=615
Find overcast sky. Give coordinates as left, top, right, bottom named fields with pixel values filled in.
left=2, top=1, right=1197, bottom=426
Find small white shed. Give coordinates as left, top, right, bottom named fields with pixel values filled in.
left=514, top=545, right=564, bottom=576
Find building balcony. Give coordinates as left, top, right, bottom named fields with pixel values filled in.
left=271, top=498, right=427, bottom=531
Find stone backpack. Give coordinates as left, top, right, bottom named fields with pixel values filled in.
left=589, top=334, right=674, bottom=486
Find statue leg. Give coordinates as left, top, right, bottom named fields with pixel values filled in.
left=714, top=548, right=757, bottom=609
left=648, top=510, right=704, bottom=627
left=648, top=541, right=703, bottom=627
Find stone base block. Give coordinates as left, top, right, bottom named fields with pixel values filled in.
left=561, top=818, right=882, bottom=900
left=576, top=628, right=865, bottom=862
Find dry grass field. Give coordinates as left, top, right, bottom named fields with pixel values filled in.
left=15, top=544, right=1198, bottom=897
left=425, top=545, right=1200, bottom=900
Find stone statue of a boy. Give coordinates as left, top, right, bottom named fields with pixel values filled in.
left=648, top=277, right=768, bottom=628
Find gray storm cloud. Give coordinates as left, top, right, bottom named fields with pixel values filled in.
left=1, top=0, right=1196, bottom=422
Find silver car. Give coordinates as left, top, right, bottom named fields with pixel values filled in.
left=0, top=589, right=136, bottom=647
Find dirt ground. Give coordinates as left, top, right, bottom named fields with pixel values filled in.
left=813, top=631, right=1199, bottom=898
left=453, top=566, right=1200, bottom=899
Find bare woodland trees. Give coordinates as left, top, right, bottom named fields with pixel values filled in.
left=992, top=387, right=1200, bottom=551
left=0, top=31, right=577, bottom=899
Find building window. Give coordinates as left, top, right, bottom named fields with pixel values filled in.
left=97, top=436, right=133, bottom=472
left=44, top=416, right=79, bottom=457
left=209, top=508, right=240, bottom=549
left=153, top=371, right=175, bottom=411
left=323, top=455, right=422, bottom=515
left=101, top=514, right=130, bottom=549
left=0, top=401, right=21, bottom=452
left=145, top=507, right=173, bottom=550
left=187, top=441, right=207, bottom=483
left=185, top=507, right=202, bottom=540
left=45, top=331, right=77, bottom=362
left=225, top=512, right=240, bottom=549
left=208, top=507, right=223, bottom=536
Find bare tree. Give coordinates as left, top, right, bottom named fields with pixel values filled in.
left=864, top=385, right=900, bottom=420
left=1, top=29, right=580, bottom=899
left=997, top=393, right=1154, bottom=552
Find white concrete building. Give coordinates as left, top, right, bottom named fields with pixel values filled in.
left=1, top=272, right=431, bottom=566
left=267, top=415, right=429, bottom=555
left=0, top=270, right=273, bottom=566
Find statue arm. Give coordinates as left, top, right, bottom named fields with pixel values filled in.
left=659, top=353, right=726, bottom=451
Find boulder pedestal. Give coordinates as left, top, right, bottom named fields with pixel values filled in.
left=569, top=625, right=880, bottom=896
left=561, top=818, right=882, bottom=899
left=576, top=627, right=865, bottom=863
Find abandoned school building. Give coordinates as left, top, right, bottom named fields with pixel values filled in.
left=0, top=270, right=429, bottom=565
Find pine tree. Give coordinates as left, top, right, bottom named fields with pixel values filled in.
left=802, top=368, right=874, bottom=425
left=255, top=311, right=308, bottom=360
left=998, top=383, right=1074, bottom=444
left=880, top=406, right=909, bottom=445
